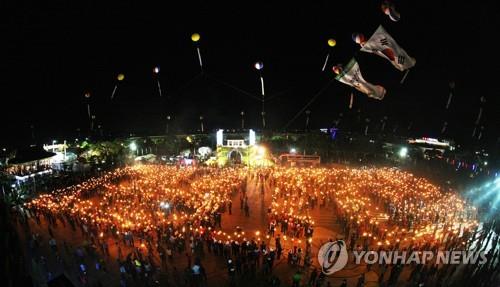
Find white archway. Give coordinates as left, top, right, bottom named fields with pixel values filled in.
left=228, top=149, right=243, bottom=164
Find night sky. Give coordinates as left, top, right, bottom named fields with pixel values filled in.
left=2, top=1, right=499, bottom=147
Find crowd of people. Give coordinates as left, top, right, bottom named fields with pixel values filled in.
left=263, top=167, right=500, bottom=286
left=10, top=165, right=500, bottom=286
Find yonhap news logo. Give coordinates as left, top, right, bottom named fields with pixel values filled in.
left=352, top=250, right=488, bottom=265
left=317, top=241, right=488, bottom=276
left=317, top=240, right=349, bottom=275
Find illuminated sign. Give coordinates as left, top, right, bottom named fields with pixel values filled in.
left=216, top=129, right=223, bottom=146
left=249, top=129, right=256, bottom=146
left=408, top=137, right=450, bottom=147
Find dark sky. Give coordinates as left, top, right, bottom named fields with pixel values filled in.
left=2, top=0, right=499, bottom=147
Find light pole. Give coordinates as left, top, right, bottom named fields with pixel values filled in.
left=153, top=66, right=162, bottom=97
left=85, top=92, right=92, bottom=131
left=91, top=115, right=96, bottom=131
left=199, top=116, right=204, bottom=133
left=166, top=115, right=171, bottom=134
left=240, top=111, right=245, bottom=129
left=302, top=110, right=310, bottom=155
left=441, top=121, right=448, bottom=134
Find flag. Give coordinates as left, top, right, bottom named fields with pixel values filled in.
left=335, top=59, right=386, bottom=100
left=361, top=25, right=416, bottom=71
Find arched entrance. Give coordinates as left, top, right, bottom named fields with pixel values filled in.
left=228, top=150, right=242, bottom=164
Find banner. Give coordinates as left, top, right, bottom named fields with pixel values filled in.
left=335, top=59, right=386, bottom=100
left=361, top=25, right=416, bottom=71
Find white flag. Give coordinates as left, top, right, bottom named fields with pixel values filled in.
left=361, top=25, right=416, bottom=71
left=335, top=59, right=386, bottom=100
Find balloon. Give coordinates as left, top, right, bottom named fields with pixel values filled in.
left=327, top=38, right=336, bottom=47
left=191, top=33, right=200, bottom=42
left=84, top=92, right=91, bottom=98
left=332, top=64, right=343, bottom=75
left=381, top=1, right=400, bottom=22
left=254, top=61, right=264, bottom=70
left=352, top=33, right=366, bottom=45
left=381, top=1, right=390, bottom=12
left=117, top=74, right=125, bottom=81
left=153, top=66, right=160, bottom=74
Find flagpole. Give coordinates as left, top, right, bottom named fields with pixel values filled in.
left=400, top=69, right=410, bottom=84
